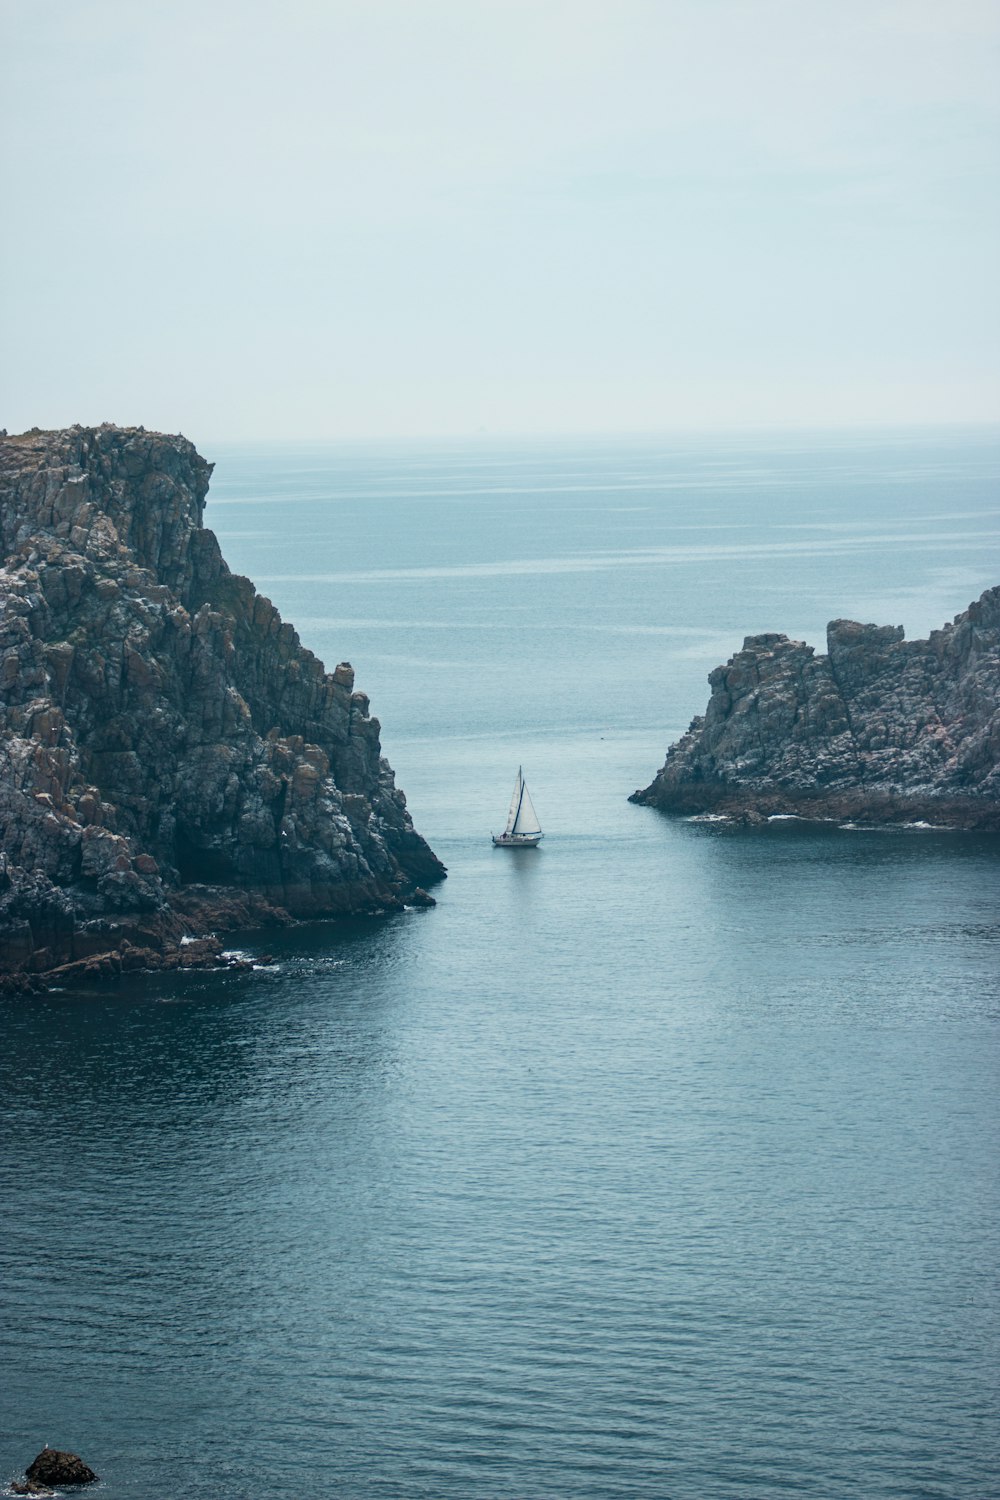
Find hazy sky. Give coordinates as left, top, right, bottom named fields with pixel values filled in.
left=3, top=0, right=998, bottom=440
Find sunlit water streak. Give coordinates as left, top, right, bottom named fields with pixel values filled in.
left=2, top=428, right=999, bottom=1499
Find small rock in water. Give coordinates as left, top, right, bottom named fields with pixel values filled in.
left=25, top=1448, right=98, bottom=1486
left=12, top=1482, right=56, bottom=1497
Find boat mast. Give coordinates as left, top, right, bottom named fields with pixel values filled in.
left=512, top=765, right=526, bottom=833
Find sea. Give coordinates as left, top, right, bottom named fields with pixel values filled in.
left=2, top=427, right=999, bottom=1499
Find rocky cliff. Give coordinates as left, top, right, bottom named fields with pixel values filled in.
left=0, top=424, right=445, bottom=980
left=632, top=588, right=1000, bottom=829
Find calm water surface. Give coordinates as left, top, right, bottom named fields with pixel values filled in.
left=3, top=429, right=999, bottom=1498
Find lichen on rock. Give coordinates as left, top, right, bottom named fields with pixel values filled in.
left=631, top=589, right=1000, bottom=829
left=0, top=424, right=445, bottom=980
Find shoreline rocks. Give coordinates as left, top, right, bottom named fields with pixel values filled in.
left=631, top=588, right=1000, bottom=830
left=0, top=425, right=445, bottom=984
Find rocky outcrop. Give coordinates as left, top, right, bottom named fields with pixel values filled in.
left=0, top=425, right=445, bottom=979
left=632, top=588, right=1000, bottom=829
left=24, top=1449, right=98, bottom=1486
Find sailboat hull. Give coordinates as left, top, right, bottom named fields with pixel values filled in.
left=492, top=832, right=543, bottom=848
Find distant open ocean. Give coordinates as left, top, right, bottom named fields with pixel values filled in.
left=3, top=427, right=999, bottom=1498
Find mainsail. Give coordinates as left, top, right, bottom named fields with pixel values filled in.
left=504, top=769, right=524, bottom=835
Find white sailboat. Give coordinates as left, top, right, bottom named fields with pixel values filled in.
left=492, top=766, right=543, bottom=847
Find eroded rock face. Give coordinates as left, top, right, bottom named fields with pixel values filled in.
left=0, top=425, right=445, bottom=977
left=631, top=588, right=1000, bottom=828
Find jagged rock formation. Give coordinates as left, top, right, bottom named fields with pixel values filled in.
left=632, top=588, right=1000, bottom=829
left=0, top=425, right=445, bottom=979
